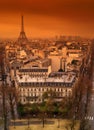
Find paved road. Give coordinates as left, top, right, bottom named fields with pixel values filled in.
left=10, top=120, right=55, bottom=126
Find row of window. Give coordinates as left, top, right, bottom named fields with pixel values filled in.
left=19, top=87, right=72, bottom=92
left=20, top=91, right=72, bottom=103
left=18, top=73, right=48, bottom=76
left=19, top=82, right=73, bottom=87
left=20, top=92, right=70, bottom=97
left=19, top=69, right=48, bottom=72
left=20, top=98, right=42, bottom=103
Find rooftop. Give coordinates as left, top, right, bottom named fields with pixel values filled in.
left=16, top=72, right=76, bottom=87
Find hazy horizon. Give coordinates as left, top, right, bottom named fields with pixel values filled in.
left=0, top=0, right=94, bottom=39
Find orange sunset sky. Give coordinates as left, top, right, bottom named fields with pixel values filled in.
left=0, top=0, right=94, bottom=39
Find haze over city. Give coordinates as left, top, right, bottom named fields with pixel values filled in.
left=0, top=1, right=94, bottom=130
left=0, top=0, right=94, bottom=39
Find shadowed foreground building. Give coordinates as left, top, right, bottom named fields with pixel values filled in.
left=15, top=69, right=77, bottom=104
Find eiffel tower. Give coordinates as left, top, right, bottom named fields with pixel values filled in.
left=18, top=16, right=28, bottom=45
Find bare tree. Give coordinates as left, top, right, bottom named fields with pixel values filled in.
left=0, top=45, right=19, bottom=129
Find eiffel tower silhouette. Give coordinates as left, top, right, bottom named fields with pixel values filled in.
left=18, top=16, right=28, bottom=44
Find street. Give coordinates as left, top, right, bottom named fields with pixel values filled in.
left=85, top=73, right=94, bottom=129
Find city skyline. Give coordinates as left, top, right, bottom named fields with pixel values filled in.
left=0, top=0, right=94, bottom=38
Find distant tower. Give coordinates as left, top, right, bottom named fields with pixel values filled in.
left=18, top=16, right=28, bottom=45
